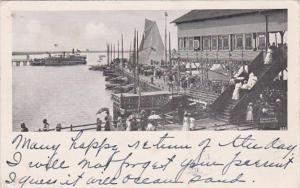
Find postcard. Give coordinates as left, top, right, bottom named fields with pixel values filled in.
left=1, top=1, right=299, bottom=188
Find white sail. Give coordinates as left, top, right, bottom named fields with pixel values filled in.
left=138, top=19, right=165, bottom=66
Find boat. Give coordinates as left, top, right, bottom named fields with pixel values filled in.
left=113, top=84, right=134, bottom=93
left=89, top=64, right=108, bottom=71
left=31, top=51, right=87, bottom=66
left=103, top=71, right=117, bottom=77
left=31, top=58, right=46, bottom=66
left=105, top=83, right=122, bottom=90
left=109, top=76, right=128, bottom=84
left=44, top=53, right=87, bottom=66
left=105, top=74, right=119, bottom=81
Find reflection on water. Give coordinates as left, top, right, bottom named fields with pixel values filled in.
left=12, top=53, right=113, bottom=131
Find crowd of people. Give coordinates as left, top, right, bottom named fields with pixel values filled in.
left=264, top=42, right=287, bottom=65
left=244, top=85, right=287, bottom=130
left=113, top=110, right=163, bottom=131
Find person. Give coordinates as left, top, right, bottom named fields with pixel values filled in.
left=146, top=120, right=156, bottom=131
left=116, top=117, right=124, bottom=131
left=241, top=80, right=250, bottom=90
left=246, top=102, right=254, bottom=122
left=232, top=81, right=242, bottom=100
left=42, top=119, right=50, bottom=131
left=274, top=98, right=283, bottom=130
left=264, top=45, right=273, bottom=64
left=20, top=123, right=29, bottom=132
left=104, top=111, right=112, bottom=130
left=182, top=111, right=190, bottom=131
left=126, top=116, right=132, bottom=131
left=177, top=104, right=184, bottom=125
left=131, top=116, right=139, bottom=131
left=139, top=110, right=147, bottom=131
left=104, top=117, right=111, bottom=131
left=96, top=118, right=102, bottom=131
left=56, top=123, right=62, bottom=132
left=247, top=72, right=258, bottom=89
left=189, top=114, right=195, bottom=130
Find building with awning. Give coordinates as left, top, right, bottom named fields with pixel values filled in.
left=172, top=9, right=287, bottom=78
left=173, top=9, right=287, bottom=52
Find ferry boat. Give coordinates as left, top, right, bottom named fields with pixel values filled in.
left=31, top=52, right=87, bottom=66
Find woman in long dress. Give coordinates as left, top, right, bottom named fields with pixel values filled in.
left=247, top=72, right=258, bottom=89
left=182, top=112, right=190, bottom=131
left=246, top=103, right=254, bottom=122
left=264, top=47, right=273, bottom=64
left=189, top=115, right=195, bottom=130
left=232, top=82, right=242, bottom=100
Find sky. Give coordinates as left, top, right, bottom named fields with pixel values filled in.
left=12, top=10, right=188, bottom=52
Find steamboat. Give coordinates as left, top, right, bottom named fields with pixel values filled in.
left=31, top=51, right=87, bottom=66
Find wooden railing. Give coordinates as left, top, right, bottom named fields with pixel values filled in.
left=178, top=50, right=261, bottom=62
left=230, top=56, right=287, bottom=124
left=210, top=51, right=263, bottom=114
left=180, top=88, right=219, bottom=104
left=35, top=122, right=98, bottom=132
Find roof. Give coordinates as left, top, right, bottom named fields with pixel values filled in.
left=172, top=9, right=285, bottom=24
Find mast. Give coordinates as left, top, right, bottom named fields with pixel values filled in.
left=107, top=43, right=109, bottom=66
left=121, top=34, right=124, bottom=75
left=118, top=40, right=120, bottom=61
left=110, top=43, right=113, bottom=64
left=169, top=32, right=171, bottom=69
left=113, top=43, right=115, bottom=62
left=137, top=30, right=141, bottom=115
left=133, top=29, right=137, bottom=94
left=164, top=11, right=168, bottom=66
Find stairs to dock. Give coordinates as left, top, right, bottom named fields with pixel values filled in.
left=211, top=51, right=287, bottom=124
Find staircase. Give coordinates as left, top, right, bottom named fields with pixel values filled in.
left=211, top=51, right=287, bottom=124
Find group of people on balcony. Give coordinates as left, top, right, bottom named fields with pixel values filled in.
left=264, top=42, right=288, bottom=65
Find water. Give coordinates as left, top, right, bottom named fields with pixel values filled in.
left=12, top=53, right=115, bottom=131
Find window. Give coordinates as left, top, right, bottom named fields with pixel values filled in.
left=211, top=36, right=218, bottom=50
left=218, top=37, right=222, bottom=50
left=184, top=37, right=188, bottom=50
left=234, top=34, right=244, bottom=50
left=217, top=35, right=229, bottom=50
left=178, top=38, right=184, bottom=50
left=188, top=38, right=194, bottom=50
left=194, top=37, right=201, bottom=51
left=223, top=36, right=229, bottom=50
left=203, top=36, right=211, bottom=50
left=257, top=33, right=266, bottom=50
left=245, top=34, right=252, bottom=50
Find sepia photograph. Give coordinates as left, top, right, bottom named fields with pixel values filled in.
left=12, top=9, right=288, bottom=132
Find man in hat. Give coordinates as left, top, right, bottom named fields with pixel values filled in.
left=42, top=119, right=50, bottom=131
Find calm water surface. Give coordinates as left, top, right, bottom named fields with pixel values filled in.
left=12, top=53, right=113, bottom=131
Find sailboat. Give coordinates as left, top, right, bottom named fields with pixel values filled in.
left=138, top=19, right=165, bottom=66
